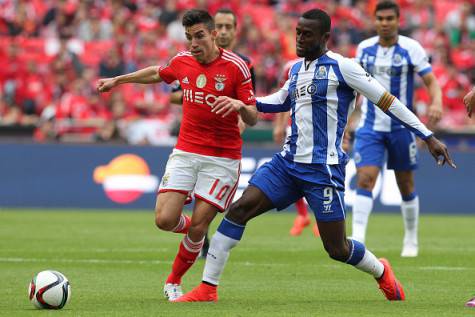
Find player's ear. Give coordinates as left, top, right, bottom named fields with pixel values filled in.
left=211, top=29, right=218, bottom=38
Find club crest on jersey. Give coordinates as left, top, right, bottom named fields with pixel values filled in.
left=196, top=74, right=207, bottom=88
left=316, top=66, right=327, bottom=79
left=392, top=53, right=403, bottom=66
left=214, top=74, right=227, bottom=91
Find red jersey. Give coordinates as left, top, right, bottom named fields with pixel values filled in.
left=159, top=48, right=255, bottom=159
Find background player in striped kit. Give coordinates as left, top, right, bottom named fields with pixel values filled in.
left=175, top=8, right=455, bottom=303
left=350, top=1, right=443, bottom=257
left=96, top=9, right=258, bottom=301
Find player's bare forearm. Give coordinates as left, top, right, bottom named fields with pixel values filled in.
left=463, top=87, right=475, bottom=118
left=274, top=112, right=289, bottom=130
left=115, top=66, right=162, bottom=85
left=422, top=73, right=443, bottom=126
left=97, top=66, right=162, bottom=93
left=239, top=104, right=258, bottom=126
left=238, top=116, right=247, bottom=134
left=273, top=112, right=289, bottom=144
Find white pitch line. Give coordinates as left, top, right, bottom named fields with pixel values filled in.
left=319, top=264, right=475, bottom=272
left=0, top=257, right=285, bottom=267
left=418, top=266, right=472, bottom=271
left=0, top=248, right=170, bottom=253
left=0, top=257, right=172, bottom=265
left=0, top=257, right=471, bottom=271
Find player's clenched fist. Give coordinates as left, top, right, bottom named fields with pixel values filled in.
left=96, top=78, right=118, bottom=93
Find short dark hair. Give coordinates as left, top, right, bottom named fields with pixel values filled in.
left=215, top=8, right=237, bottom=27
left=182, top=9, right=215, bottom=30
left=302, top=9, right=331, bottom=33
left=375, top=0, right=400, bottom=17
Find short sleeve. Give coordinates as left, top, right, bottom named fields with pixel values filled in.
left=158, top=56, right=180, bottom=84
left=409, top=41, right=432, bottom=76
left=234, top=63, right=256, bottom=105
left=237, top=76, right=256, bottom=105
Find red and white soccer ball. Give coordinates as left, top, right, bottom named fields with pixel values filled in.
left=28, top=270, right=71, bottom=309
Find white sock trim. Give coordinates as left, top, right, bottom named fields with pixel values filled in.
left=171, top=214, right=186, bottom=232
left=182, top=234, right=205, bottom=253
left=354, top=249, right=384, bottom=278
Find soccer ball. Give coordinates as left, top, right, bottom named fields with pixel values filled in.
left=28, top=270, right=71, bottom=309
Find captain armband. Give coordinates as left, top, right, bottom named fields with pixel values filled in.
left=376, top=92, right=396, bottom=112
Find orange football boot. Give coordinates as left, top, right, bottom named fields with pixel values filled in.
left=289, top=215, right=311, bottom=236
left=376, top=258, right=405, bottom=301
left=173, top=283, right=218, bottom=302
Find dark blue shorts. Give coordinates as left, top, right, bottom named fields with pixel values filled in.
left=249, top=154, right=346, bottom=222
left=353, top=128, right=418, bottom=171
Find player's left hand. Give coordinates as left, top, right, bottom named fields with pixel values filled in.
left=425, top=136, right=456, bottom=168
left=427, top=103, right=442, bottom=127
left=211, top=96, right=244, bottom=118
left=463, top=88, right=475, bottom=118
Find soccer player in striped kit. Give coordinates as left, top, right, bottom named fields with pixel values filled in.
left=175, top=8, right=455, bottom=302
left=274, top=58, right=319, bottom=237
left=350, top=1, right=443, bottom=257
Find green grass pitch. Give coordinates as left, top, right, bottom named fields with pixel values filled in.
left=1, top=209, right=474, bottom=316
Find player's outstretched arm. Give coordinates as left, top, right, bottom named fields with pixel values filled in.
left=374, top=92, right=455, bottom=168
left=463, top=87, right=475, bottom=118
left=379, top=95, right=454, bottom=167
left=341, top=57, right=455, bottom=168
left=96, top=66, right=162, bottom=93
left=211, top=96, right=258, bottom=126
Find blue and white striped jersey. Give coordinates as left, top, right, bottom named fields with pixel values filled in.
left=256, top=50, right=432, bottom=165
left=355, top=35, right=432, bottom=132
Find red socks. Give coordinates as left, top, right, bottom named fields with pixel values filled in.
left=296, top=198, right=308, bottom=217
left=166, top=235, right=204, bottom=284
left=172, top=214, right=191, bottom=234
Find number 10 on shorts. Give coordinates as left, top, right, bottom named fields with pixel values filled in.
left=209, top=179, right=230, bottom=201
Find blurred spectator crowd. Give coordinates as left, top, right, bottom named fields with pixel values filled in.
left=0, top=0, right=474, bottom=144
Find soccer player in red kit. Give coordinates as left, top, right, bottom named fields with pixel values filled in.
left=96, top=9, right=258, bottom=301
